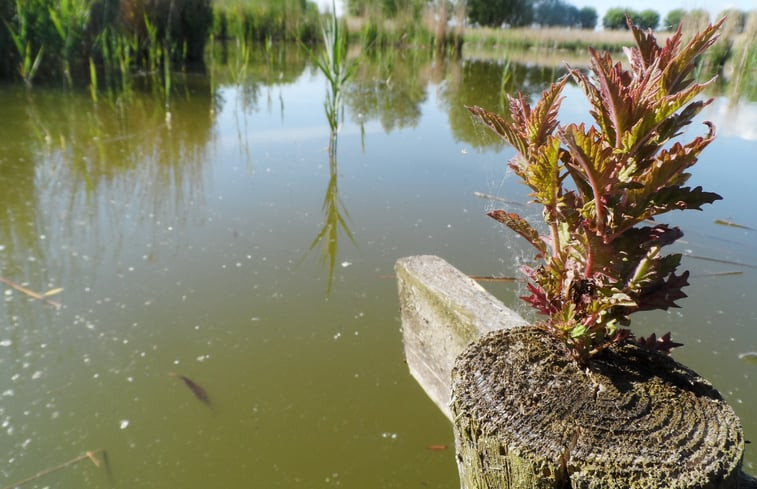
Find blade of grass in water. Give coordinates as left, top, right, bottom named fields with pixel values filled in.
left=714, top=219, right=755, bottom=231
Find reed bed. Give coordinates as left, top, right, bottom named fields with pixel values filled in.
left=211, top=0, right=321, bottom=43
left=464, top=26, right=673, bottom=53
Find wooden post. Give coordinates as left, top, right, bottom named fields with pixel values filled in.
left=395, top=255, right=527, bottom=420
left=395, top=255, right=757, bottom=489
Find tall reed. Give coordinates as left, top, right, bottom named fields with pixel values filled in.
left=211, top=0, right=320, bottom=43
left=0, top=0, right=212, bottom=89
left=307, top=1, right=358, bottom=135
left=4, top=0, right=45, bottom=86
left=48, top=0, right=92, bottom=86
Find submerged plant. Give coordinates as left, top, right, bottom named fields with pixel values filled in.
left=469, top=18, right=724, bottom=361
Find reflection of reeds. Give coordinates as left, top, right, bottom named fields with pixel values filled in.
left=309, top=149, right=357, bottom=293
left=0, top=85, right=211, bottom=317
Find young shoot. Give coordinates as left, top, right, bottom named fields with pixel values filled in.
left=469, top=17, right=725, bottom=362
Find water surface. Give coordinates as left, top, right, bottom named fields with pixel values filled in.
left=0, top=47, right=755, bottom=488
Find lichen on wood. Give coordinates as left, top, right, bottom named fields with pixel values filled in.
left=451, top=327, right=745, bottom=489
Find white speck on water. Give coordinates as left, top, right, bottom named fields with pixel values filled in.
left=0, top=339, right=11, bottom=346
left=341, top=261, right=352, bottom=268
left=2, top=389, right=14, bottom=397
left=381, top=432, right=398, bottom=440
left=196, top=355, right=209, bottom=362
left=128, top=266, right=134, bottom=272
left=31, top=371, right=42, bottom=380
left=333, top=333, right=341, bottom=340
left=119, top=419, right=130, bottom=430
left=3, top=290, right=11, bottom=296
left=21, top=438, right=31, bottom=449
left=250, top=317, right=260, bottom=322
left=173, top=359, right=180, bottom=365
left=127, top=376, right=134, bottom=383
left=0, top=244, right=4, bottom=251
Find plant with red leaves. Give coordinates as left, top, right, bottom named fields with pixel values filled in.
left=468, top=17, right=724, bottom=362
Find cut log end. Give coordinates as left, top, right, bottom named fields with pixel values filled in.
left=451, top=327, right=745, bottom=489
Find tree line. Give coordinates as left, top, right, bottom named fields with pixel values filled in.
left=348, top=0, right=752, bottom=32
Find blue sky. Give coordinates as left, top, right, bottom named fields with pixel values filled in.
left=315, top=0, right=756, bottom=26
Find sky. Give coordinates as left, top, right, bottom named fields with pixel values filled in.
left=313, top=0, right=756, bottom=27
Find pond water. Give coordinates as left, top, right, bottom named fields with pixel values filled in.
left=0, top=45, right=755, bottom=487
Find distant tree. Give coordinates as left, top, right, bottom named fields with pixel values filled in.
left=534, top=0, right=577, bottom=26
left=578, top=6, right=598, bottom=29
left=467, top=0, right=534, bottom=27
left=603, top=7, right=640, bottom=30
left=638, top=9, right=659, bottom=30
left=663, top=8, right=685, bottom=30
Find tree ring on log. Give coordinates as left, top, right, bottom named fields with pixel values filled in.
left=451, top=326, right=745, bottom=489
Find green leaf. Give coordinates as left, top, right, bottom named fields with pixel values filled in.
left=570, top=324, right=587, bottom=338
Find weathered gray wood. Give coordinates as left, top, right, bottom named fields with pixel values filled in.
left=394, top=255, right=755, bottom=489
left=395, top=255, right=527, bottom=420
left=453, top=327, right=745, bottom=489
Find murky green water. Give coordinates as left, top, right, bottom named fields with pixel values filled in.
left=0, top=46, right=755, bottom=488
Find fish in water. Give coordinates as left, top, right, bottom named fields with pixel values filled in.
left=738, top=352, right=757, bottom=365
left=169, top=372, right=211, bottom=405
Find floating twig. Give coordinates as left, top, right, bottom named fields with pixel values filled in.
left=473, top=191, right=525, bottom=207
left=379, top=274, right=518, bottom=283
left=714, top=219, right=755, bottom=231
left=0, top=449, right=105, bottom=489
left=686, top=255, right=757, bottom=270
left=0, top=276, right=62, bottom=308
left=468, top=275, right=519, bottom=283
left=169, top=372, right=211, bottom=406
left=693, top=271, right=743, bottom=278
